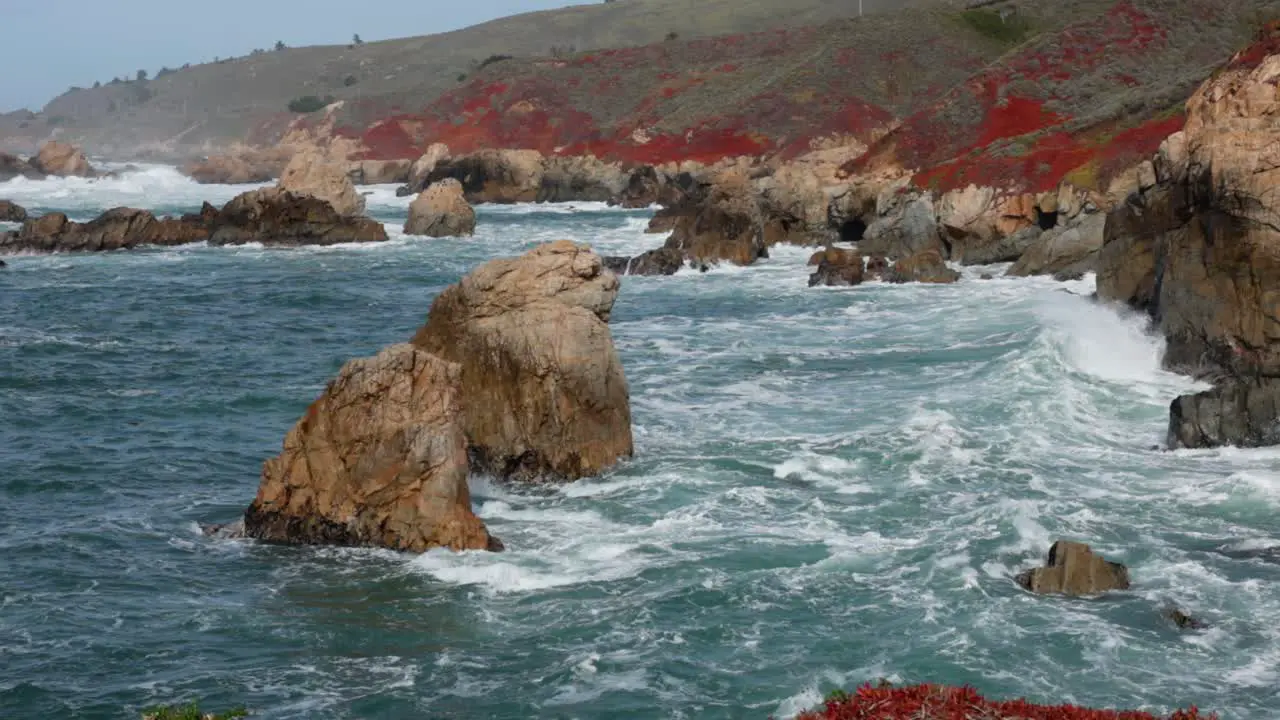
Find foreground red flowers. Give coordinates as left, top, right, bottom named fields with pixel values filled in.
left=796, top=684, right=1214, bottom=720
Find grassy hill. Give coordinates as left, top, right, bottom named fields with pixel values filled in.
left=0, top=0, right=938, bottom=158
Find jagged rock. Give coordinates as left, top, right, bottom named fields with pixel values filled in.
left=538, top=155, right=627, bottom=203
left=860, top=193, right=946, bottom=260
left=244, top=344, right=499, bottom=553
left=615, top=165, right=663, bottom=208
left=0, top=208, right=208, bottom=253
left=807, top=248, right=864, bottom=287
left=425, top=149, right=545, bottom=204
left=405, top=143, right=451, bottom=192
left=954, top=225, right=1043, bottom=266
left=1168, top=379, right=1280, bottom=449
left=980, top=273, right=994, bottom=280
left=1007, top=213, right=1105, bottom=278
left=865, top=253, right=890, bottom=280
left=279, top=150, right=366, bottom=217
left=405, top=179, right=476, bottom=237
left=209, top=188, right=387, bottom=246
left=30, top=141, right=95, bottom=177
left=1016, top=540, right=1131, bottom=596
left=0, top=200, right=27, bottom=222
left=885, top=249, right=959, bottom=284
left=663, top=183, right=768, bottom=266
left=1096, top=183, right=1190, bottom=312
left=602, top=247, right=683, bottom=276
left=0, top=153, right=43, bottom=182
left=411, top=241, right=633, bottom=481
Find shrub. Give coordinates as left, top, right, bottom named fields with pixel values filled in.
left=456, top=73, right=468, bottom=82
left=477, top=54, right=513, bottom=69
left=343, top=75, right=358, bottom=87
left=960, top=9, right=1033, bottom=45
left=287, top=95, right=334, bottom=113
left=141, top=702, right=247, bottom=720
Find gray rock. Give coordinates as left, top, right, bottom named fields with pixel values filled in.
left=1007, top=213, right=1105, bottom=277
left=1168, top=379, right=1280, bottom=449
left=860, top=194, right=945, bottom=260
left=957, top=225, right=1042, bottom=265
left=603, top=247, right=683, bottom=276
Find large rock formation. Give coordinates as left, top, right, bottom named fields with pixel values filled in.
left=0, top=200, right=26, bottom=222
left=954, top=225, right=1043, bottom=266
left=406, top=143, right=451, bottom=192
left=423, top=149, right=545, bottom=204
left=885, top=249, right=960, bottom=284
left=859, top=191, right=946, bottom=260
left=244, top=344, right=499, bottom=553
left=30, top=141, right=95, bottom=177
left=278, top=151, right=366, bottom=217
left=662, top=182, right=768, bottom=267
left=411, top=241, right=634, bottom=481
left=1016, top=540, right=1131, bottom=596
left=405, top=179, right=476, bottom=237
left=209, top=188, right=387, bottom=246
left=1096, top=49, right=1280, bottom=447
left=0, top=208, right=207, bottom=253
left=807, top=247, right=864, bottom=287
left=1006, top=213, right=1105, bottom=277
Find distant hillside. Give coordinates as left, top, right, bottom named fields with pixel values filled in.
left=0, top=0, right=937, bottom=158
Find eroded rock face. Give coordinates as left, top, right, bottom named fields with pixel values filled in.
left=1168, top=379, right=1280, bottom=449
left=425, top=149, right=545, bottom=204
left=662, top=184, right=768, bottom=267
left=244, top=344, right=499, bottom=553
left=0, top=208, right=208, bottom=253
left=538, top=155, right=628, bottom=203
left=0, top=200, right=27, bottom=222
left=954, top=226, right=1043, bottom=266
left=209, top=188, right=388, bottom=246
left=31, top=141, right=95, bottom=177
left=602, top=247, right=683, bottom=276
left=279, top=150, right=366, bottom=217
left=412, top=241, right=633, bottom=481
left=407, top=143, right=451, bottom=191
left=1016, top=540, right=1131, bottom=596
left=886, top=249, right=960, bottom=284
left=405, top=179, right=476, bottom=237
left=807, top=248, right=864, bottom=287
left=1007, top=213, right=1105, bottom=278
left=860, top=193, right=945, bottom=260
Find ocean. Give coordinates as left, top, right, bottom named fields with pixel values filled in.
left=2, top=166, right=1279, bottom=719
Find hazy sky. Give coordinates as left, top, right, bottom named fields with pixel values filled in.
left=0, top=0, right=593, bottom=113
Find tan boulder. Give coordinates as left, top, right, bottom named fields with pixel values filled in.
left=348, top=159, right=412, bottom=185
left=405, top=179, right=476, bottom=237
left=32, top=141, right=95, bottom=177
left=209, top=187, right=387, bottom=246
left=279, top=150, right=366, bottom=216
left=411, top=241, right=633, bottom=481
left=808, top=248, right=865, bottom=287
left=244, top=344, right=498, bottom=553
left=182, top=148, right=290, bottom=184
left=1016, top=540, right=1131, bottom=596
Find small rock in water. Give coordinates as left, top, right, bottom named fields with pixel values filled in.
left=1015, top=540, right=1130, bottom=596
left=0, top=259, right=7, bottom=268
left=200, top=520, right=246, bottom=539
left=979, top=273, right=994, bottom=280
left=1163, top=607, right=1208, bottom=630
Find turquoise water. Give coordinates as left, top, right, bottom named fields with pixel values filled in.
left=2, top=167, right=1280, bottom=719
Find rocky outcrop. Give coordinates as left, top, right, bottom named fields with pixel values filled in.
left=0, top=208, right=208, bottom=253
left=182, top=150, right=289, bottom=184
left=405, top=179, right=476, bottom=237
left=1096, top=50, right=1280, bottom=447
left=662, top=183, right=768, bottom=267
left=615, top=165, right=664, bottom=209
left=885, top=249, right=960, bottom=284
left=602, top=247, right=683, bottom=276
left=538, top=155, right=628, bottom=203
left=244, top=344, right=499, bottom=553
left=953, top=226, right=1043, bottom=266
left=0, top=200, right=26, bottom=222
left=1016, top=540, right=1131, bottom=596
left=1168, top=379, right=1280, bottom=449
left=0, top=153, right=43, bottom=182
left=422, top=149, right=545, bottom=204
left=30, top=141, right=95, bottom=177
left=411, top=241, right=633, bottom=481
left=278, top=150, right=366, bottom=217
left=209, top=188, right=387, bottom=246
left=1007, top=213, right=1105, bottom=277
left=346, top=158, right=412, bottom=185
left=406, top=143, right=451, bottom=192
left=859, top=191, right=946, bottom=261
left=807, top=248, right=864, bottom=287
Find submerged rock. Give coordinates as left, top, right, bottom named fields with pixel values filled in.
left=412, top=241, right=634, bottom=481
left=405, top=179, right=476, bottom=237
left=0, top=200, right=27, bottom=222
left=1163, top=607, right=1208, bottom=630
left=1016, top=540, right=1131, bottom=596
left=244, top=344, right=499, bottom=553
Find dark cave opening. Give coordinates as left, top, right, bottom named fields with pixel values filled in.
left=1036, top=209, right=1059, bottom=231
left=839, top=218, right=868, bottom=244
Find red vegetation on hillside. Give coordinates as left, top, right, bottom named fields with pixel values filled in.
left=798, top=684, right=1215, bottom=720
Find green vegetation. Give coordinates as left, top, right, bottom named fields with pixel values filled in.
left=960, top=8, right=1033, bottom=45
left=141, top=702, right=247, bottom=720
left=287, top=94, right=335, bottom=113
